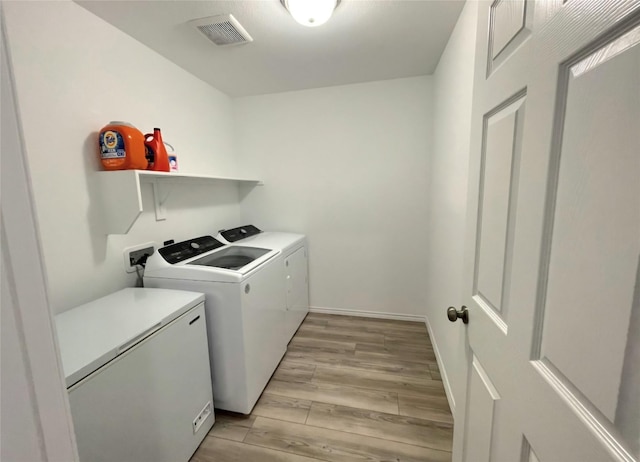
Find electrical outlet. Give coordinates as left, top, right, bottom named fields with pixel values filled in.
left=123, top=242, right=155, bottom=273
left=193, top=401, right=212, bottom=434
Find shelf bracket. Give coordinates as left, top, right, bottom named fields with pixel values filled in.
left=151, top=179, right=169, bottom=221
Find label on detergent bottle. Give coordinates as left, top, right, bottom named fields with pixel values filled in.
left=100, top=130, right=126, bottom=159
left=145, top=145, right=155, bottom=166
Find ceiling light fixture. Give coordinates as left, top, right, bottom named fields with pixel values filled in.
left=281, top=0, right=341, bottom=27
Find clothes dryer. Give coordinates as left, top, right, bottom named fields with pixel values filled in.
left=216, top=225, right=309, bottom=341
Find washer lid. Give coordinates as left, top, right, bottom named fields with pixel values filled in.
left=55, top=288, right=204, bottom=388
left=187, top=246, right=271, bottom=270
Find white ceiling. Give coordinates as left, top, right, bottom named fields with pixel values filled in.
left=76, top=0, right=465, bottom=97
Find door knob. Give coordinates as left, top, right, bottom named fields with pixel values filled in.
left=447, top=306, right=469, bottom=324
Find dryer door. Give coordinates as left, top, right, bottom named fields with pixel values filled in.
left=284, top=247, right=310, bottom=341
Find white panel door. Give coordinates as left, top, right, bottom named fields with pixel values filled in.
left=454, top=1, right=640, bottom=461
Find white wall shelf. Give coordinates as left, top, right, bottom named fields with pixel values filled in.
left=97, top=170, right=263, bottom=235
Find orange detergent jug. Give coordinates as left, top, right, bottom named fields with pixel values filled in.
left=144, top=128, right=170, bottom=172
left=98, top=121, right=148, bottom=170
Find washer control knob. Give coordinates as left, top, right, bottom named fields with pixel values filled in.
left=190, top=242, right=200, bottom=249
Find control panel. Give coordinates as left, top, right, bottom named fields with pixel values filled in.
left=158, top=236, right=224, bottom=264
left=220, top=224, right=262, bottom=242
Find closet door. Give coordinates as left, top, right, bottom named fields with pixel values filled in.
left=453, top=1, right=640, bottom=461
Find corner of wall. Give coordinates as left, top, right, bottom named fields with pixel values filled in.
left=422, top=0, right=479, bottom=416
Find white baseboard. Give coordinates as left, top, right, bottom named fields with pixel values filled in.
left=309, top=306, right=425, bottom=323
left=424, top=315, right=456, bottom=417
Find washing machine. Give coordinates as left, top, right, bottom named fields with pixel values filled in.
left=216, top=225, right=309, bottom=341
left=143, top=235, right=286, bottom=414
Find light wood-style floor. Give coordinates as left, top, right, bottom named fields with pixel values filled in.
left=191, top=312, right=453, bottom=462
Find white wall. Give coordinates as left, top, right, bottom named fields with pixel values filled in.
left=3, top=0, right=244, bottom=313
left=235, top=77, right=432, bottom=317
left=424, top=1, right=479, bottom=414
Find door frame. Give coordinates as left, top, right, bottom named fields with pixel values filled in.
left=1, top=7, right=79, bottom=460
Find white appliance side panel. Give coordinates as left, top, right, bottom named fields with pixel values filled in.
left=241, top=261, right=287, bottom=413
left=144, top=278, right=247, bottom=412
left=285, top=246, right=310, bottom=340
left=280, top=253, right=298, bottom=341
left=68, top=304, right=213, bottom=462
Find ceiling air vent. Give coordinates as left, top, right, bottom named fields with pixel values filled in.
left=190, top=14, right=253, bottom=46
